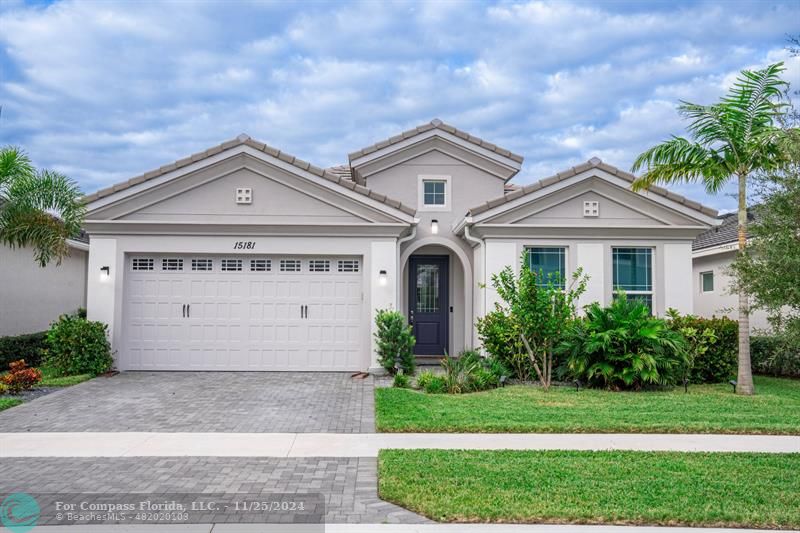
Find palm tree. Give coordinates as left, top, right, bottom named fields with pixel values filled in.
left=0, top=146, right=85, bottom=267
left=631, top=62, right=791, bottom=395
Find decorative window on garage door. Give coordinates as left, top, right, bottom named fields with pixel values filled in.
left=191, top=258, right=213, bottom=271
left=221, top=259, right=243, bottom=271
left=131, top=258, right=154, bottom=271
left=162, top=258, right=184, bottom=271
left=337, top=259, right=360, bottom=272
left=280, top=259, right=302, bottom=272
left=308, top=259, right=330, bottom=272
left=250, top=259, right=271, bottom=272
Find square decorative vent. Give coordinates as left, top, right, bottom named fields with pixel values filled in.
left=583, top=200, right=599, bottom=217
left=235, top=187, right=252, bottom=204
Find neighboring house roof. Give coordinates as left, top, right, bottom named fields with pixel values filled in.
left=83, top=134, right=417, bottom=217
left=692, top=210, right=755, bottom=251
left=347, top=118, right=524, bottom=165
left=467, top=157, right=718, bottom=218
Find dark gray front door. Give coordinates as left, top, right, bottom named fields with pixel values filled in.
left=409, top=255, right=449, bottom=355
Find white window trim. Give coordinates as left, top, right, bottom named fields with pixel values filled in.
left=700, top=270, right=714, bottom=293
left=418, top=175, right=451, bottom=212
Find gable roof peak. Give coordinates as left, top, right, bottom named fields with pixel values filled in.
left=588, top=156, right=602, bottom=166
left=430, top=118, right=443, bottom=126
left=236, top=133, right=251, bottom=142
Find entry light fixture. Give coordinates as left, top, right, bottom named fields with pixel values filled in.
left=100, top=266, right=111, bottom=282
left=378, top=270, right=388, bottom=286
left=431, top=219, right=439, bottom=234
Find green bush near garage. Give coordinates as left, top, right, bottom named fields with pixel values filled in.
left=752, top=335, right=800, bottom=378
left=667, top=313, right=738, bottom=383
left=44, top=313, right=114, bottom=376
left=0, top=331, right=47, bottom=370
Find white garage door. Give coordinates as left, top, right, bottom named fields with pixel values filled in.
left=123, top=254, right=363, bottom=371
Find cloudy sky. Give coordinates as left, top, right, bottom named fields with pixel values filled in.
left=1, top=0, right=798, bottom=212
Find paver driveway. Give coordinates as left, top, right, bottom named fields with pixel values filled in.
left=0, top=371, right=375, bottom=433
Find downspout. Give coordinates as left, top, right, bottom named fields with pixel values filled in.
left=463, top=222, right=484, bottom=351
left=396, top=224, right=417, bottom=312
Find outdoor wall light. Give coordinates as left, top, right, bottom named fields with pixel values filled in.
left=431, top=219, right=439, bottom=234
left=100, top=266, right=111, bottom=282
left=378, top=270, right=388, bottom=286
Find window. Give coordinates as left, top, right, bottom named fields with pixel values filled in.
left=162, top=258, right=184, bottom=271
left=191, top=259, right=213, bottom=271
left=337, top=259, right=360, bottom=273
left=250, top=259, right=271, bottom=272
left=131, top=258, right=154, bottom=271
left=613, top=247, right=653, bottom=311
left=701, top=271, right=714, bottom=292
left=526, top=247, right=566, bottom=288
left=423, top=180, right=446, bottom=206
left=220, top=259, right=242, bottom=272
left=308, top=259, right=330, bottom=272
left=280, top=259, right=301, bottom=272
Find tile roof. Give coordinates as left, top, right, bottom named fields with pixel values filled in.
left=467, top=157, right=718, bottom=218
left=83, top=134, right=416, bottom=217
left=692, top=210, right=754, bottom=251
left=348, top=118, right=524, bottom=165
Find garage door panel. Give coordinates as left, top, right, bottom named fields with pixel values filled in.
left=123, top=254, right=363, bottom=371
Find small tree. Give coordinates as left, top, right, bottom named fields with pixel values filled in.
left=491, top=253, right=588, bottom=390
left=374, top=309, right=416, bottom=375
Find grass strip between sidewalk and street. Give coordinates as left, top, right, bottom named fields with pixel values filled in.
left=378, top=449, right=800, bottom=528
left=376, top=375, right=800, bottom=434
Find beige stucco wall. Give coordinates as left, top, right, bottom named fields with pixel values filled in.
left=692, top=250, right=772, bottom=331
left=0, top=244, right=88, bottom=336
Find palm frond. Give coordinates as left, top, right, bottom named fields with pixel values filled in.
left=0, top=146, right=35, bottom=198
left=630, top=137, right=729, bottom=193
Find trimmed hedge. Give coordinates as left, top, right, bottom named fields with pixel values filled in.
left=752, top=335, right=800, bottom=378
left=0, top=331, right=47, bottom=371
left=669, top=315, right=738, bottom=383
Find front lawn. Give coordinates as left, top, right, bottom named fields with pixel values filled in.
left=0, top=397, right=22, bottom=412
left=376, top=375, right=800, bottom=434
left=379, top=449, right=800, bottom=528
left=38, top=366, right=93, bottom=387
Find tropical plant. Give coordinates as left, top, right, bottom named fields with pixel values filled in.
left=666, top=311, right=738, bottom=383
left=0, top=146, right=85, bottom=267
left=392, top=373, right=410, bottom=388
left=560, top=296, right=689, bottom=390
left=631, top=63, right=792, bottom=395
left=0, top=359, right=42, bottom=394
left=476, top=309, right=531, bottom=380
left=44, top=313, right=113, bottom=376
left=374, top=309, right=416, bottom=375
left=490, top=254, right=588, bottom=390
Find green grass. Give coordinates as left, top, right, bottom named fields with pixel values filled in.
left=379, top=449, right=800, bottom=528
left=38, top=366, right=93, bottom=387
left=0, top=397, right=23, bottom=411
left=376, top=375, right=800, bottom=434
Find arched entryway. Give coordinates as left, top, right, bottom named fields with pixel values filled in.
left=400, top=237, right=473, bottom=358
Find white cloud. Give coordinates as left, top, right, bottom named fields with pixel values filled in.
left=0, top=0, right=797, bottom=215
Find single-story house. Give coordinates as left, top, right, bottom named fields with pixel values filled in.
left=83, top=119, right=719, bottom=372
left=692, top=211, right=772, bottom=330
left=0, top=236, right=89, bottom=336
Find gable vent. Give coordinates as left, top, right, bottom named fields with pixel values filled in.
left=236, top=187, right=252, bottom=204
left=583, top=200, right=599, bottom=217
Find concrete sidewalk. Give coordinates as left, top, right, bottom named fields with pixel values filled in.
left=2, top=432, right=798, bottom=457
left=18, top=524, right=798, bottom=532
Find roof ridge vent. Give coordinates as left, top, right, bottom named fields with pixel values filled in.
left=236, top=133, right=251, bottom=142
left=430, top=118, right=443, bottom=127
left=588, top=156, right=602, bottom=166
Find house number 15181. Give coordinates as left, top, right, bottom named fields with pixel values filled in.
left=233, top=241, right=256, bottom=250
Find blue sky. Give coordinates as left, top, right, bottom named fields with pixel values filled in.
left=1, top=0, right=798, bottom=213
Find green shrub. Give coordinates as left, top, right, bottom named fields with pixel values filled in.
left=374, top=309, right=416, bottom=375
left=0, top=331, right=47, bottom=370
left=415, top=370, right=437, bottom=390
left=476, top=310, right=531, bottom=380
left=45, top=314, right=113, bottom=376
left=752, top=335, right=800, bottom=377
left=560, top=297, right=689, bottom=390
left=667, top=312, right=738, bottom=383
left=422, top=374, right=447, bottom=394
left=393, top=373, right=410, bottom=388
